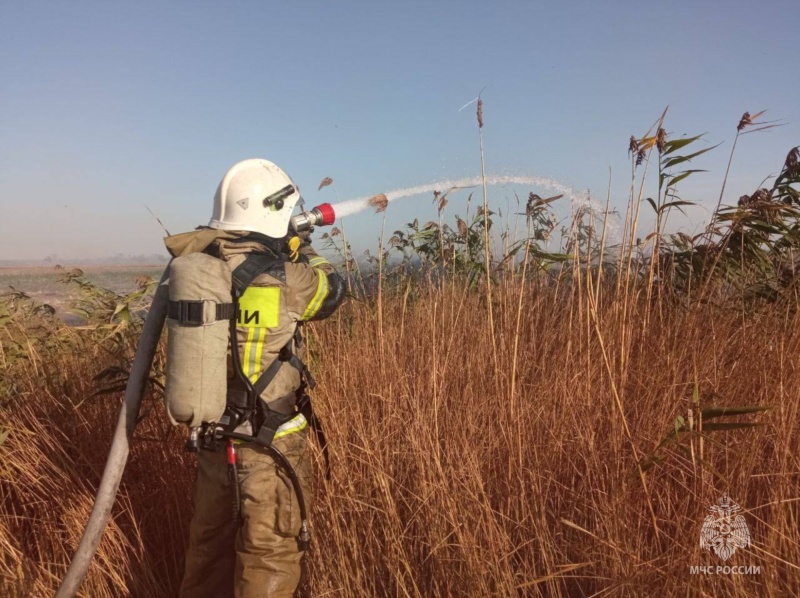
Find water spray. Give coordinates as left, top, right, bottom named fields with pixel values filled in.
left=293, top=175, right=612, bottom=235
left=331, top=176, right=575, bottom=216
left=318, top=174, right=617, bottom=239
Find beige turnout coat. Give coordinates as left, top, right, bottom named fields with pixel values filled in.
left=165, top=228, right=337, bottom=415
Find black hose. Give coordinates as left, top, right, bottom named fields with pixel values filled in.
left=227, top=440, right=242, bottom=525
left=217, top=430, right=311, bottom=546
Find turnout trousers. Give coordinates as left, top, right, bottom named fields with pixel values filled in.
left=180, top=430, right=312, bottom=598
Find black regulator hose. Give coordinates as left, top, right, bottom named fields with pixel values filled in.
left=220, top=289, right=311, bottom=546
left=217, top=430, right=311, bottom=547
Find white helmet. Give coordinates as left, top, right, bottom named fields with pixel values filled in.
left=209, top=158, right=303, bottom=238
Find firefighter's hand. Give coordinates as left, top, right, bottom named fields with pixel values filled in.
left=296, top=227, right=313, bottom=242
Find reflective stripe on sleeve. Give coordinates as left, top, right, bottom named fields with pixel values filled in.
left=301, top=269, right=329, bottom=320
left=308, top=256, right=330, bottom=268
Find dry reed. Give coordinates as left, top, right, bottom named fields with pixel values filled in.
left=2, top=268, right=799, bottom=596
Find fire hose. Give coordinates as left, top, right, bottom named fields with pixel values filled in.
left=55, top=268, right=171, bottom=598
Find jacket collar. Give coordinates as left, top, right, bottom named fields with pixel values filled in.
left=164, top=228, right=285, bottom=260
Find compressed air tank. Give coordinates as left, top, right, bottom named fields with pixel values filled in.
left=165, top=253, right=232, bottom=427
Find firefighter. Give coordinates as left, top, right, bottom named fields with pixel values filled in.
left=165, top=158, right=345, bottom=597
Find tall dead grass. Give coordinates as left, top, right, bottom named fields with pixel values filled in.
left=3, top=265, right=799, bottom=596
left=0, top=317, right=194, bottom=597
left=305, top=277, right=799, bottom=596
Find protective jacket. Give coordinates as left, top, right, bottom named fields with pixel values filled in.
left=164, top=228, right=344, bottom=418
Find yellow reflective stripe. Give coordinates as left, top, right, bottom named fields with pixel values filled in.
left=242, top=327, right=255, bottom=378
left=305, top=270, right=328, bottom=319
left=246, top=327, right=265, bottom=383
left=274, top=414, right=308, bottom=439
left=231, top=414, right=307, bottom=443
left=308, top=256, right=329, bottom=268
left=237, top=287, right=280, bottom=381
left=251, top=328, right=266, bottom=383
left=301, top=269, right=328, bottom=320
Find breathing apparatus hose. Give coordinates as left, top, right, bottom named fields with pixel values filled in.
left=56, top=266, right=172, bottom=598
left=217, top=430, right=311, bottom=546
left=218, top=285, right=311, bottom=545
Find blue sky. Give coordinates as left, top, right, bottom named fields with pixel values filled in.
left=1, top=0, right=797, bottom=261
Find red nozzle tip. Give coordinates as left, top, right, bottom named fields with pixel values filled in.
left=315, top=203, right=336, bottom=226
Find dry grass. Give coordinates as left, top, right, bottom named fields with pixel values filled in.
left=305, top=278, right=800, bottom=596
left=0, top=327, right=193, bottom=597
left=2, top=266, right=800, bottom=596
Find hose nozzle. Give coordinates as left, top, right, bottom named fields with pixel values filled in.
left=290, top=203, right=336, bottom=233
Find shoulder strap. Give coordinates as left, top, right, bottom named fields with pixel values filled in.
left=231, top=253, right=286, bottom=296
left=225, top=252, right=287, bottom=424
left=251, top=348, right=315, bottom=399
left=225, top=252, right=315, bottom=443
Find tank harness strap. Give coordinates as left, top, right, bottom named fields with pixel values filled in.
left=251, top=349, right=287, bottom=397
left=249, top=349, right=316, bottom=397
left=167, top=300, right=235, bottom=325
left=225, top=388, right=249, bottom=410
left=226, top=254, right=311, bottom=438
left=231, top=252, right=286, bottom=291
left=224, top=254, right=325, bottom=478
left=255, top=410, right=291, bottom=446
